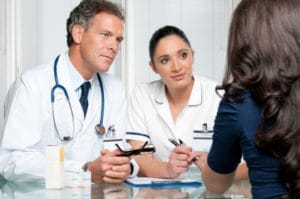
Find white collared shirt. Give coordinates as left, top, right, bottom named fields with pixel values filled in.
left=65, top=53, right=93, bottom=99
left=126, top=73, right=220, bottom=162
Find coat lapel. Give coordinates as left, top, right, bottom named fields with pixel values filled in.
left=57, top=54, right=84, bottom=131
left=154, top=83, right=176, bottom=135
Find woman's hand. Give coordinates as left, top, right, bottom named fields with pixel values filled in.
left=167, top=145, right=193, bottom=178
left=188, top=151, right=207, bottom=170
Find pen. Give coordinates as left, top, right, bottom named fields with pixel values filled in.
left=168, top=138, right=199, bottom=162
left=105, top=124, right=115, bottom=138
left=151, top=180, right=182, bottom=184
left=179, top=139, right=184, bottom=145
left=169, top=138, right=185, bottom=146
left=168, top=138, right=180, bottom=146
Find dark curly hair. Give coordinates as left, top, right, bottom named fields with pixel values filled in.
left=66, top=0, right=124, bottom=47
left=218, top=0, right=300, bottom=198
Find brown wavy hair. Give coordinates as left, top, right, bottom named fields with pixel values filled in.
left=218, top=0, right=300, bottom=198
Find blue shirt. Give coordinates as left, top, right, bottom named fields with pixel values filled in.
left=207, top=90, right=288, bottom=198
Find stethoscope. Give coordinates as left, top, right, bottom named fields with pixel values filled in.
left=51, top=55, right=106, bottom=142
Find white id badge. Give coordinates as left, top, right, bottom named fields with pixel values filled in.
left=103, top=138, right=124, bottom=151
left=192, top=130, right=213, bottom=153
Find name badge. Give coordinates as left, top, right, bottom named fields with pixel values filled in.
left=192, top=130, right=213, bottom=153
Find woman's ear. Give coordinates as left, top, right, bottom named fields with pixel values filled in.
left=71, top=24, right=84, bottom=44
left=149, top=61, right=158, bottom=74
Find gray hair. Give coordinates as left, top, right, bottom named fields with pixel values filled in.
left=66, top=0, right=124, bottom=47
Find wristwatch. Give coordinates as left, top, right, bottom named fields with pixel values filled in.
left=82, top=160, right=139, bottom=176
left=129, top=159, right=139, bottom=177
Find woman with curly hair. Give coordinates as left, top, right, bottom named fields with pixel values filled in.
left=199, top=0, right=300, bottom=198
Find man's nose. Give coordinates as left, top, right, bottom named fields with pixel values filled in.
left=108, top=38, right=119, bottom=53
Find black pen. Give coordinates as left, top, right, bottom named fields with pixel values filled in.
left=169, top=138, right=186, bottom=146
left=179, top=139, right=184, bottom=145
left=169, top=138, right=198, bottom=162
left=151, top=180, right=182, bottom=184
left=168, top=138, right=180, bottom=146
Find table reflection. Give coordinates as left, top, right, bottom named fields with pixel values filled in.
left=92, top=183, right=131, bottom=199
left=0, top=179, right=251, bottom=199
left=132, top=186, right=205, bottom=199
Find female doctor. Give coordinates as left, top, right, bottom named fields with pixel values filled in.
left=126, top=26, right=248, bottom=180
left=0, top=0, right=131, bottom=183
left=126, top=26, right=220, bottom=178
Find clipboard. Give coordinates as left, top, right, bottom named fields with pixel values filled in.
left=125, top=177, right=202, bottom=188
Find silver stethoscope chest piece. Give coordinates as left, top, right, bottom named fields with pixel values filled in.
left=95, top=124, right=106, bottom=136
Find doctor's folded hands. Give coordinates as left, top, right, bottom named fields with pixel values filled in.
left=87, top=150, right=131, bottom=184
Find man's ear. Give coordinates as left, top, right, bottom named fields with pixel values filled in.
left=71, top=24, right=84, bottom=44
left=191, top=49, right=195, bottom=65
left=149, top=61, right=158, bottom=74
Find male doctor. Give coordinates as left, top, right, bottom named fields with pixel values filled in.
left=0, top=0, right=132, bottom=183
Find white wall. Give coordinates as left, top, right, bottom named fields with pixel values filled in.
left=0, top=0, right=240, bottom=128
left=21, top=0, right=79, bottom=70
left=0, top=0, right=6, bottom=130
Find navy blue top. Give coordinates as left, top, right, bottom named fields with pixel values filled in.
left=207, top=90, right=288, bottom=198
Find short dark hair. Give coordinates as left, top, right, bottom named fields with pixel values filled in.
left=149, top=25, right=191, bottom=63
left=66, top=0, right=124, bottom=47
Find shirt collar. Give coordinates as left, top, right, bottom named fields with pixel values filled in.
left=65, top=52, right=94, bottom=91
left=188, top=73, right=202, bottom=106
left=155, top=80, right=166, bottom=104
left=154, top=73, right=202, bottom=106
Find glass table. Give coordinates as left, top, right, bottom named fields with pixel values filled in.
left=0, top=178, right=251, bottom=199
